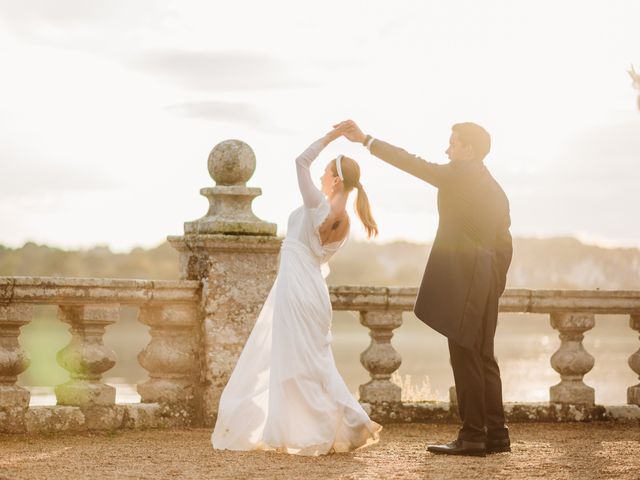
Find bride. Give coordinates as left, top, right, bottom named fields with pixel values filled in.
left=211, top=127, right=382, bottom=455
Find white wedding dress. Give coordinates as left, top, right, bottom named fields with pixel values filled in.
left=211, top=139, right=382, bottom=456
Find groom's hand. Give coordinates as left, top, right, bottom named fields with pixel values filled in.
left=333, top=119, right=366, bottom=144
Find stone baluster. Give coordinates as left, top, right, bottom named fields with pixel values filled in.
left=55, top=304, right=118, bottom=407
left=449, top=386, right=458, bottom=407
left=627, top=314, right=640, bottom=406
left=137, top=304, right=197, bottom=413
left=549, top=313, right=595, bottom=405
left=359, top=311, right=403, bottom=403
left=0, top=304, right=32, bottom=433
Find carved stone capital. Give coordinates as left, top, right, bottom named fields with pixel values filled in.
left=182, top=140, right=276, bottom=236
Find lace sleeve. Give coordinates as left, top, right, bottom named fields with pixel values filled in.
left=295, top=138, right=326, bottom=208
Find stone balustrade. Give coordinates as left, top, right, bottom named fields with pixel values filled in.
left=0, top=277, right=200, bottom=433
left=4, top=278, right=639, bottom=432
left=329, top=286, right=640, bottom=421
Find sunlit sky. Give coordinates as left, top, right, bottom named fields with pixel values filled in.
left=1, top=0, right=639, bottom=251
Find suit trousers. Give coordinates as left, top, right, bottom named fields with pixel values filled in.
left=448, top=281, right=508, bottom=442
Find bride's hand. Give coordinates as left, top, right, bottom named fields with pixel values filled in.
left=322, top=127, right=342, bottom=145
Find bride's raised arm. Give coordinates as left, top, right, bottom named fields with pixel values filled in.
left=295, top=129, right=341, bottom=208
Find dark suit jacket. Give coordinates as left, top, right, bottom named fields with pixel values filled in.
left=370, top=139, right=513, bottom=350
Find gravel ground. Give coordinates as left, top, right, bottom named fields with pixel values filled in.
left=1, top=423, right=639, bottom=480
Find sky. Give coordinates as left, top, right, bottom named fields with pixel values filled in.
left=0, top=0, right=639, bottom=252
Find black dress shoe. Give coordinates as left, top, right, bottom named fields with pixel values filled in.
left=486, top=437, right=511, bottom=454
left=427, top=439, right=486, bottom=457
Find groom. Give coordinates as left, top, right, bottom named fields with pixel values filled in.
left=336, top=119, right=513, bottom=457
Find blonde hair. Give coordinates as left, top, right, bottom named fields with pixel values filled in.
left=331, top=156, right=378, bottom=238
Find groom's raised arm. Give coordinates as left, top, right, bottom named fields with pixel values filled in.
left=368, top=138, right=450, bottom=188
left=334, top=119, right=451, bottom=188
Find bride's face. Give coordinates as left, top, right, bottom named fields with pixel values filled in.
left=320, top=162, right=341, bottom=196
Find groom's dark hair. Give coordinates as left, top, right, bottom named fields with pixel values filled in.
left=452, top=122, right=491, bottom=161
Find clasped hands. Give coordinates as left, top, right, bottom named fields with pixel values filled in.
left=323, top=119, right=367, bottom=145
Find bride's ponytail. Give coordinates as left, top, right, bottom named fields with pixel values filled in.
left=332, top=156, right=379, bottom=239
left=354, top=182, right=378, bottom=239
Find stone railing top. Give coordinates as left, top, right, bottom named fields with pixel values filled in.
left=329, top=286, right=640, bottom=314
left=1, top=278, right=638, bottom=313
left=0, top=277, right=200, bottom=306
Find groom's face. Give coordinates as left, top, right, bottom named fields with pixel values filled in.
left=446, top=132, right=474, bottom=163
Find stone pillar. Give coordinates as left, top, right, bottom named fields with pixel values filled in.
left=137, top=304, right=198, bottom=418
left=627, top=314, right=640, bottom=406
left=55, top=304, right=118, bottom=407
left=549, top=313, right=595, bottom=405
left=359, top=311, right=403, bottom=403
left=0, top=304, right=32, bottom=433
left=168, top=140, right=281, bottom=426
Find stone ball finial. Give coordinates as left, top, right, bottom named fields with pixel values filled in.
left=208, top=140, right=256, bottom=186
